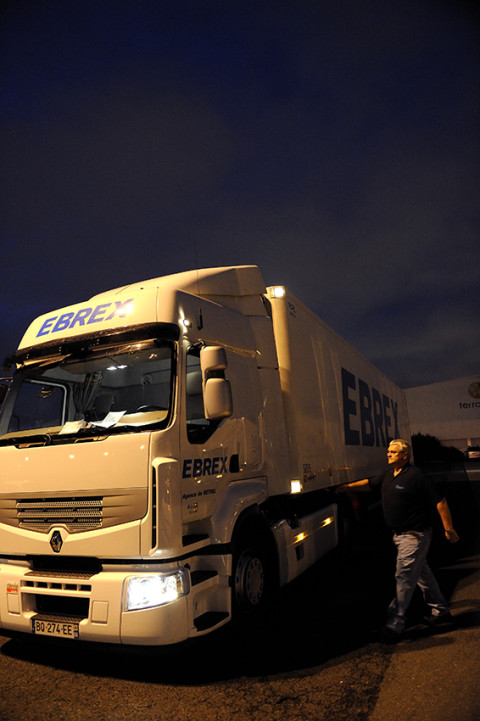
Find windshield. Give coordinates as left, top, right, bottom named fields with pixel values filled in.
left=0, top=339, right=175, bottom=442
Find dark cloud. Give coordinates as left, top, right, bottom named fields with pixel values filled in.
left=1, top=0, right=479, bottom=386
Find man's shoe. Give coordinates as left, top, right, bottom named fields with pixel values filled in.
left=422, top=612, right=454, bottom=627
left=380, top=625, right=403, bottom=644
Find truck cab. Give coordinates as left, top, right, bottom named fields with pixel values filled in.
left=0, top=267, right=294, bottom=644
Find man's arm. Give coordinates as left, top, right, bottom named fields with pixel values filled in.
left=436, top=497, right=460, bottom=543
left=336, top=479, right=371, bottom=493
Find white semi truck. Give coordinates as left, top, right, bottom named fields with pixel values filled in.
left=0, top=265, right=408, bottom=645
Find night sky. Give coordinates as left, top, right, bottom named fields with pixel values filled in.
left=2, top=0, right=479, bottom=388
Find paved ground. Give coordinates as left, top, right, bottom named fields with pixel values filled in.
left=370, top=554, right=480, bottom=721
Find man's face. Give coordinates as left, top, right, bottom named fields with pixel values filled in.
left=387, top=444, right=407, bottom=465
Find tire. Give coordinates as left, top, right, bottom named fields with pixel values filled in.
left=232, top=520, right=275, bottom=617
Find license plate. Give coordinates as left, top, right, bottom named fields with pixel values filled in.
left=32, top=617, right=79, bottom=639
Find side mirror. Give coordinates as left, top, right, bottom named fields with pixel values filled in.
left=204, top=378, right=232, bottom=419
left=200, top=346, right=227, bottom=373
left=200, top=346, right=232, bottom=419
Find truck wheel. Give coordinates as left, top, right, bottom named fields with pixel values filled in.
left=232, top=528, right=273, bottom=616
left=234, top=548, right=265, bottom=611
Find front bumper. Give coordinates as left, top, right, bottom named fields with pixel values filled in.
left=0, top=560, right=213, bottom=646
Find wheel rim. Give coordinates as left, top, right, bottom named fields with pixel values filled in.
left=235, top=550, right=265, bottom=609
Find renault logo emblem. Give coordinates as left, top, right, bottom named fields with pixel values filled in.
left=50, top=530, right=63, bottom=553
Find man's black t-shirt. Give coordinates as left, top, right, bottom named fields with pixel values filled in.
left=369, top=463, right=442, bottom=532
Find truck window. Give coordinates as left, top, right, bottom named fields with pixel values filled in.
left=0, top=339, right=175, bottom=440
left=186, top=348, right=220, bottom=444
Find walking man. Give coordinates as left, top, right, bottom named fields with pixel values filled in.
left=338, top=438, right=459, bottom=641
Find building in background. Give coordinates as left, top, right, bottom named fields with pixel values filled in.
left=405, top=376, right=480, bottom=453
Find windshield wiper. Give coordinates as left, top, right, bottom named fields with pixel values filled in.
left=0, top=433, right=53, bottom=448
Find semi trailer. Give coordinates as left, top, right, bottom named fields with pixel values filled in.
left=0, top=265, right=409, bottom=645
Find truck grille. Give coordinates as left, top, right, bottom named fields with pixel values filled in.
left=17, top=497, right=103, bottom=532
left=0, top=489, right=147, bottom=533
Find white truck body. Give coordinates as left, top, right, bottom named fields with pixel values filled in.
left=0, top=266, right=409, bottom=645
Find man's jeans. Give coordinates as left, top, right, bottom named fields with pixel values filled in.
left=386, top=528, right=449, bottom=633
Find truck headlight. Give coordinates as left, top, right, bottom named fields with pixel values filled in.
left=125, top=570, right=188, bottom=611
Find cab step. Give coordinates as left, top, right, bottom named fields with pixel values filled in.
left=194, top=611, right=229, bottom=631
